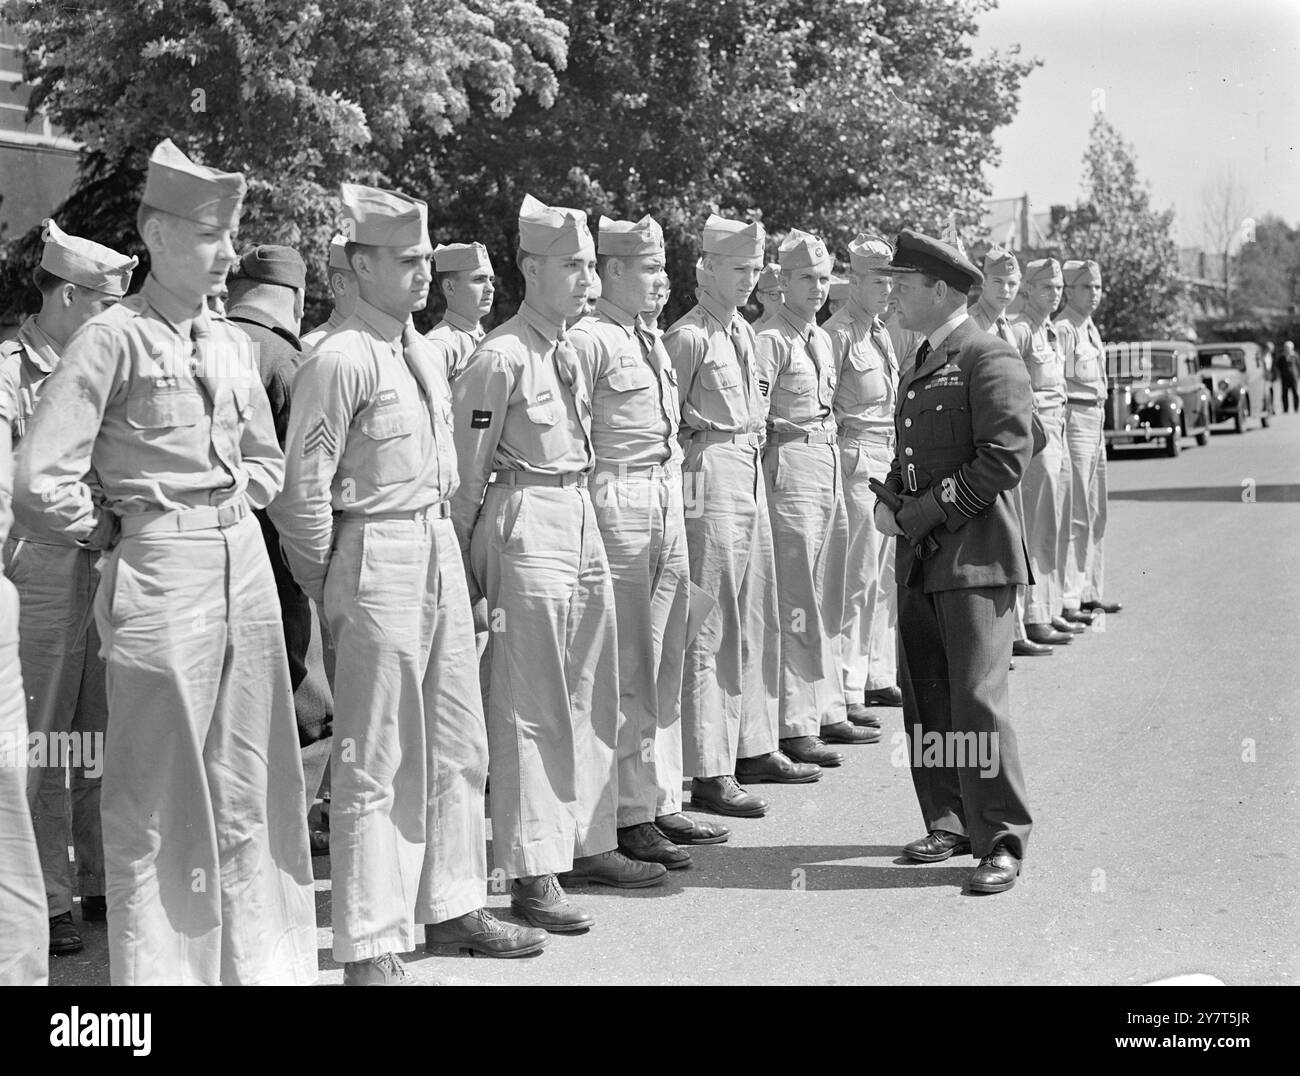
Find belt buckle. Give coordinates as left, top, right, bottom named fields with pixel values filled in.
left=217, top=503, right=239, bottom=527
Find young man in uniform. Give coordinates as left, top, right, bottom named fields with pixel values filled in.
left=452, top=195, right=664, bottom=936
left=301, top=234, right=357, bottom=350
left=15, top=138, right=317, bottom=983
left=1, top=221, right=134, bottom=956
left=425, top=241, right=494, bottom=383
left=824, top=233, right=901, bottom=724
left=751, top=263, right=784, bottom=330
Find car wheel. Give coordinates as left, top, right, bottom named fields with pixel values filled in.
left=1234, top=396, right=1249, bottom=434
left=1165, top=429, right=1181, bottom=457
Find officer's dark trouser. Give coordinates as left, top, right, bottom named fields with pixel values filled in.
left=898, top=583, right=1032, bottom=859
left=1280, top=375, right=1298, bottom=413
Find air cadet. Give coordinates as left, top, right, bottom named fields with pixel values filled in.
left=752, top=262, right=784, bottom=329
left=967, top=248, right=1053, bottom=656
left=14, top=138, right=317, bottom=984
left=876, top=230, right=1034, bottom=895
left=664, top=214, right=789, bottom=817
left=756, top=229, right=868, bottom=769
left=1, top=221, right=134, bottom=956
left=567, top=213, right=701, bottom=867
left=425, top=241, right=494, bottom=383
left=452, top=195, right=665, bottom=936
left=0, top=376, right=48, bottom=986
left=824, top=233, right=902, bottom=722
left=301, top=234, right=356, bottom=350
left=826, top=275, right=850, bottom=318
left=1055, top=260, right=1122, bottom=620
left=1011, top=258, right=1078, bottom=647
left=271, top=184, right=545, bottom=984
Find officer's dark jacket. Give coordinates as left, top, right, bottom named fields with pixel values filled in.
left=886, top=318, right=1033, bottom=593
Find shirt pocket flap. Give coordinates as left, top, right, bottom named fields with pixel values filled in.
left=605, top=366, right=655, bottom=393
left=525, top=402, right=559, bottom=426
left=126, top=389, right=205, bottom=429
left=699, top=361, right=739, bottom=390
left=359, top=407, right=418, bottom=440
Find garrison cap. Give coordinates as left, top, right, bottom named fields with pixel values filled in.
left=39, top=219, right=137, bottom=297
left=755, top=263, right=783, bottom=292
left=340, top=183, right=429, bottom=247
left=434, top=242, right=492, bottom=273
left=847, top=233, right=894, bottom=273
left=1023, top=257, right=1063, bottom=286
left=828, top=276, right=850, bottom=303
left=694, top=257, right=713, bottom=287
left=884, top=229, right=983, bottom=293
left=982, top=246, right=1021, bottom=278
left=597, top=214, right=664, bottom=257
left=518, top=194, right=592, bottom=256
left=327, top=234, right=353, bottom=272
left=701, top=213, right=765, bottom=259
left=141, top=138, right=246, bottom=228
left=235, top=244, right=306, bottom=290
left=777, top=229, right=832, bottom=272
left=1063, top=259, right=1102, bottom=286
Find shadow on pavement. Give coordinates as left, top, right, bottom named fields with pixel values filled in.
left=1109, top=484, right=1300, bottom=502
left=661, top=844, right=971, bottom=891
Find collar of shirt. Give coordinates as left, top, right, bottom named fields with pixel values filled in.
left=17, top=315, right=62, bottom=374
left=440, top=308, right=483, bottom=337
left=517, top=300, right=565, bottom=346
left=226, top=304, right=303, bottom=350
left=595, top=297, right=641, bottom=334
left=928, top=308, right=969, bottom=352
left=142, top=274, right=210, bottom=339
left=844, top=299, right=879, bottom=327
left=1060, top=308, right=1093, bottom=332
left=973, top=296, right=1007, bottom=328
left=353, top=297, right=408, bottom=344
left=776, top=304, right=816, bottom=341
left=694, top=288, right=741, bottom=333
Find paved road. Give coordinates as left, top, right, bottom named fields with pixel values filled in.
left=50, top=410, right=1300, bottom=986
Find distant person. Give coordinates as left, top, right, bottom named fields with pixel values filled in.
left=1278, top=341, right=1299, bottom=414
left=1261, top=341, right=1275, bottom=411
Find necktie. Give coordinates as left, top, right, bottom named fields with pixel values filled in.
left=552, top=332, right=593, bottom=462
left=869, top=318, right=894, bottom=368
left=728, top=320, right=755, bottom=410
left=401, top=326, right=453, bottom=494
left=806, top=329, right=833, bottom=407
left=915, top=340, right=931, bottom=368
left=995, top=315, right=1014, bottom=346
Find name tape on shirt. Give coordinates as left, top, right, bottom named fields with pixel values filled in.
left=373, top=389, right=400, bottom=408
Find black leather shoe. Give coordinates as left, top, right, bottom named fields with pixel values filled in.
left=736, top=750, right=822, bottom=784
left=846, top=703, right=883, bottom=728
left=1050, top=616, right=1086, bottom=634
left=821, top=720, right=881, bottom=745
left=81, top=895, right=107, bottom=922
left=1082, top=599, right=1122, bottom=614
left=1012, top=638, right=1053, bottom=657
left=561, top=849, right=667, bottom=889
left=1060, top=607, right=1094, bottom=625
left=690, top=775, right=767, bottom=817
left=344, top=952, right=415, bottom=986
left=49, top=912, right=83, bottom=954
left=510, top=874, right=595, bottom=933
left=425, top=908, right=549, bottom=957
left=780, top=735, right=845, bottom=767
left=968, top=842, right=1022, bottom=894
left=618, top=822, right=692, bottom=869
left=902, top=830, right=972, bottom=862
left=1008, top=660, right=1015, bottom=671
left=1025, top=623, right=1072, bottom=645
left=863, top=686, right=903, bottom=707
left=655, top=812, right=730, bottom=845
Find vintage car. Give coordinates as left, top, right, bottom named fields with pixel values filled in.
left=1196, top=341, right=1273, bottom=433
left=1103, top=340, right=1212, bottom=457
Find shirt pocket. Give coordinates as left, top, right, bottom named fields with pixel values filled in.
left=358, top=405, right=421, bottom=485
left=846, top=350, right=888, bottom=405
left=916, top=388, right=968, bottom=446
left=599, top=365, right=656, bottom=429
left=699, top=359, right=739, bottom=392
left=125, top=388, right=205, bottom=429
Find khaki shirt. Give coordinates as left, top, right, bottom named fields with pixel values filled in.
left=1054, top=312, right=1106, bottom=404
left=0, top=370, right=13, bottom=552
left=300, top=308, right=347, bottom=353
left=450, top=300, right=593, bottom=551
left=14, top=274, right=281, bottom=546
left=824, top=302, right=897, bottom=438
left=1009, top=313, right=1067, bottom=410
left=269, top=298, right=458, bottom=602
left=0, top=317, right=62, bottom=443
left=425, top=309, right=484, bottom=384
left=568, top=298, right=681, bottom=468
left=662, top=289, right=765, bottom=437
left=969, top=300, right=1017, bottom=348
left=754, top=306, right=837, bottom=437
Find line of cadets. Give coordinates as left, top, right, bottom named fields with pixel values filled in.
left=0, top=137, right=1113, bottom=986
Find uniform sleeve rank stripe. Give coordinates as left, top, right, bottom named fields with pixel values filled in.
left=758, top=378, right=770, bottom=396
left=302, top=418, right=338, bottom=457
left=952, top=472, right=990, bottom=516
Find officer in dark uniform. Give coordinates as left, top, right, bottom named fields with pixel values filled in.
left=874, top=230, right=1034, bottom=895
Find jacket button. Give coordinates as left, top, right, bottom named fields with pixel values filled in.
left=904, top=418, right=912, bottom=427
left=907, top=390, right=915, bottom=399
left=936, top=403, right=943, bottom=411
left=905, top=447, right=913, bottom=456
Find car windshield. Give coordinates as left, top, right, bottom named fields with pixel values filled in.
left=1148, top=351, right=1177, bottom=377
left=1199, top=351, right=1245, bottom=371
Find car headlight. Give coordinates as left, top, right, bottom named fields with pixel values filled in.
left=1218, top=379, right=1230, bottom=393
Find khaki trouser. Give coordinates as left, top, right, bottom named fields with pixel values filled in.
left=0, top=576, right=48, bottom=985
left=762, top=440, right=849, bottom=736
left=471, top=483, right=619, bottom=878
left=839, top=434, right=898, bottom=695
left=1062, top=401, right=1107, bottom=609
left=94, top=514, right=316, bottom=985
left=1023, top=408, right=1067, bottom=624
left=4, top=537, right=106, bottom=917
left=591, top=464, right=690, bottom=827
left=324, top=513, right=489, bottom=962
left=680, top=440, right=780, bottom=776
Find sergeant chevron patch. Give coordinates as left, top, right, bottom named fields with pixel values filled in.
left=303, top=418, right=338, bottom=457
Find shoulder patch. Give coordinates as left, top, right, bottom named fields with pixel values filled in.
left=471, top=409, right=492, bottom=429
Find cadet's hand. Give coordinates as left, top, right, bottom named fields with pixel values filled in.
left=896, top=488, right=946, bottom=544
left=873, top=500, right=906, bottom=538
left=81, top=508, right=120, bottom=552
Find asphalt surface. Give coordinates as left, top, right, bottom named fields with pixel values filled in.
left=49, top=407, right=1300, bottom=986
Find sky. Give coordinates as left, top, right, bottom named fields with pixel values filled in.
left=974, top=0, right=1300, bottom=246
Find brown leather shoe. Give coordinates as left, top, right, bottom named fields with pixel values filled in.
left=560, top=849, right=668, bottom=889
left=343, top=952, right=416, bottom=986
left=863, top=686, right=903, bottom=707
left=780, top=735, right=844, bottom=767
left=1050, top=616, right=1086, bottom=634
left=1012, top=638, right=1053, bottom=657
left=1082, top=599, right=1122, bottom=614
left=1060, top=607, right=1094, bottom=625
left=735, top=750, right=822, bottom=784
left=902, top=829, right=972, bottom=862
left=48, top=912, right=83, bottom=955
left=821, top=720, right=881, bottom=745
left=1025, top=623, right=1072, bottom=645
left=690, top=775, right=767, bottom=817
left=618, top=822, right=692, bottom=869
left=424, top=907, right=549, bottom=958
left=846, top=703, right=883, bottom=728
left=968, top=842, right=1022, bottom=894
left=510, top=874, right=595, bottom=933
left=81, top=895, right=107, bottom=923
left=654, top=812, right=731, bottom=845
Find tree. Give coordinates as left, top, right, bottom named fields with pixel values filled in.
left=1052, top=115, right=1192, bottom=341
left=1199, top=171, right=1254, bottom=317
left=0, top=0, right=568, bottom=321
left=1233, top=213, right=1300, bottom=316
